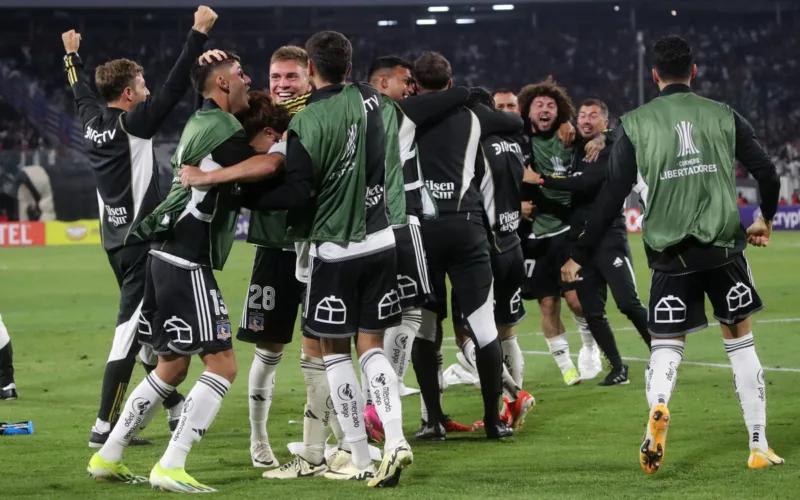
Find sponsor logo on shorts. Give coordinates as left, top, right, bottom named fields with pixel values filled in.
left=509, top=288, right=522, bottom=314
left=164, top=316, right=193, bottom=344
left=315, top=296, right=347, bottom=325
left=613, top=257, right=623, bottom=268
left=216, top=321, right=232, bottom=341
left=378, top=290, right=402, bottom=320
left=137, top=315, right=152, bottom=336
left=653, top=295, right=686, bottom=324
left=248, top=314, right=264, bottom=332
left=397, top=274, right=418, bottom=300
left=726, top=282, right=753, bottom=311
left=132, top=397, right=151, bottom=416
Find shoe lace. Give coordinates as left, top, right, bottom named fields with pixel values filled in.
left=279, top=457, right=302, bottom=472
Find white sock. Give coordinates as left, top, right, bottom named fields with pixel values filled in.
left=249, top=349, right=281, bottom=443
left=646, top=340, right=684, bottom=409
left=546, top=334, right=575, bottom=374
left=573, top=314, right=595, bottom=348
left=160, top=372, right=231, bottom=470
left=0, top=314, right=10, bottom=350
left=421, top=350, right=444, bottom=423
left=724, top=333, right=768, bottom=452
left=360, top=348, right=405, bottom=449
left=501, top=364, right=521, bottom=402
left=461, top=338, right=478, bottom=372
left=324, top=354, right=370, bottom=468
left=99, top=372, right=173, bottom=462
left=361, top=369, right=372, bottom=406
left=501, top=335, right=524, bottom=388
left=299, top=354, right=331, bottom=464
left=385, top=309, right=420, bottom=383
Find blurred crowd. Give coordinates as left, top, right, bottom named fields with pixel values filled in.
left=0, top=5, right=798, bottom=197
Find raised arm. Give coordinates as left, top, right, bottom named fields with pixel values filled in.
left=248, top=132, right=314, bottom=211
left=398, top=87, right=470, bottom=127
left=470, top=103, right=523, bottom=138
left=122, top=6, right=217, bottom=138
left=62, top=30, right=103, bottom=130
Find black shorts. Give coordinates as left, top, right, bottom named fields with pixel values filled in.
left=648, top=253, right=763, bottom=338
left=139, top=255, right=233, bottom=356
left=237, top=246, right=303, bottom=345
left=302, top=247, right=402, bottom=338
left=575, top=231, right=640, bottom=317
left=106, top=243, right=149, bottom=326
left=521, top=231, right=575, bottom=300
left=394, top=222, right=433, bottom=311
left=453, top=243, right=526, bottom=327
left=423, top=215, right=493, bottom=321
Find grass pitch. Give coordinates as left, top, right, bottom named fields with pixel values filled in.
left=1, top=233, right=798, bottom=499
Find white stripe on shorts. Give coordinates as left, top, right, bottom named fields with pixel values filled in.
left=410, top=224, right=432, bottom=294
left=191, top=269, right=207, bottom=342
left=197, top=269, right=214, bottom=342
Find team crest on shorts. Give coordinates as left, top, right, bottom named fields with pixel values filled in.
left=216, top=321, right=232, bottom=341
left=248, top=314, right=265, bottom=332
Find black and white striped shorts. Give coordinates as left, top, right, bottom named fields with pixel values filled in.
left=138, top=255, right=233, bottom=357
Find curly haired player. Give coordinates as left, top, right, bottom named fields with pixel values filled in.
left=516, top=76, right=603, bottom=386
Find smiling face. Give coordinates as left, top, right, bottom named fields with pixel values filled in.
left=269, top=60, right=311, bottom=103
left=577, top=104, right=608, bottom=140
left=494, top=92, right=519, bottom=114
left=529, top=95, right=558, bottom=132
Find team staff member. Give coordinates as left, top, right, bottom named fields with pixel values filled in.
left=562, top=35, right=783, bottom=473
left=62, top=6, right=219, bottom=448
left=525, top=98, right=651, bottom=386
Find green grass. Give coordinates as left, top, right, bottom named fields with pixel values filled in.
left=1, top=233, right=799, bottom=499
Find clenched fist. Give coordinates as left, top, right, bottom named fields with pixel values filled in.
left=192, top=6, right=218, bottom=34
left=62, top=30, right=81, bottom=54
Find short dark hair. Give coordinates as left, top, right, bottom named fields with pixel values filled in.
left=239, top=90, right=291, bottom=141
left=305, top=31, right=352, bottom=84
left=413, top=51, right=451, bottom=91
left=367, top=56, right=412, bottom=81
left=190, top=51, right=241, bottom=95
left=580, top=98, right=609, bottom=118
left=95, top=59, right=143, bottom=102
left=652, top=35, right=693, bottom=82
left=492, top=88, right=517, bottom=97
left=468, top=86, right=495, bottom=108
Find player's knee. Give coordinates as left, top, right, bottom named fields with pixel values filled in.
left=564, top=292, right=582, bottom=316
left=202, top=350, right=238, bottom=384
left=156, top=358, right=190, bottom=387
left=538, top=296, right=559, bottom=318
left=256, top=341, right=285, bottom=353
left=497, top=325, right=513, bottom=340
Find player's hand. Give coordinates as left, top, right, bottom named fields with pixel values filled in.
left=179, top=164, right=209, bottom=188
left=584, top=134, right=606, bottom=162
left=523, top=167, right=542, bottom=185
left=521, top=201, right=535, bottom=221
left=558, top=121, right=576, bottom=147
left=561, top=259, right=582, bottom=283
left=198, top=49, right=227, bottom=65
left=62, top=30, right=81, bottom=54
left=192, top=6, right=218, bottom=34
left=746, top=214, right=772, bottom=247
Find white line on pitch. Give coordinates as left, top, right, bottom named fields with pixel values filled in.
left=441, top=317, right=800, bottom=374
left=514, top=316, right=800, bottom=338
